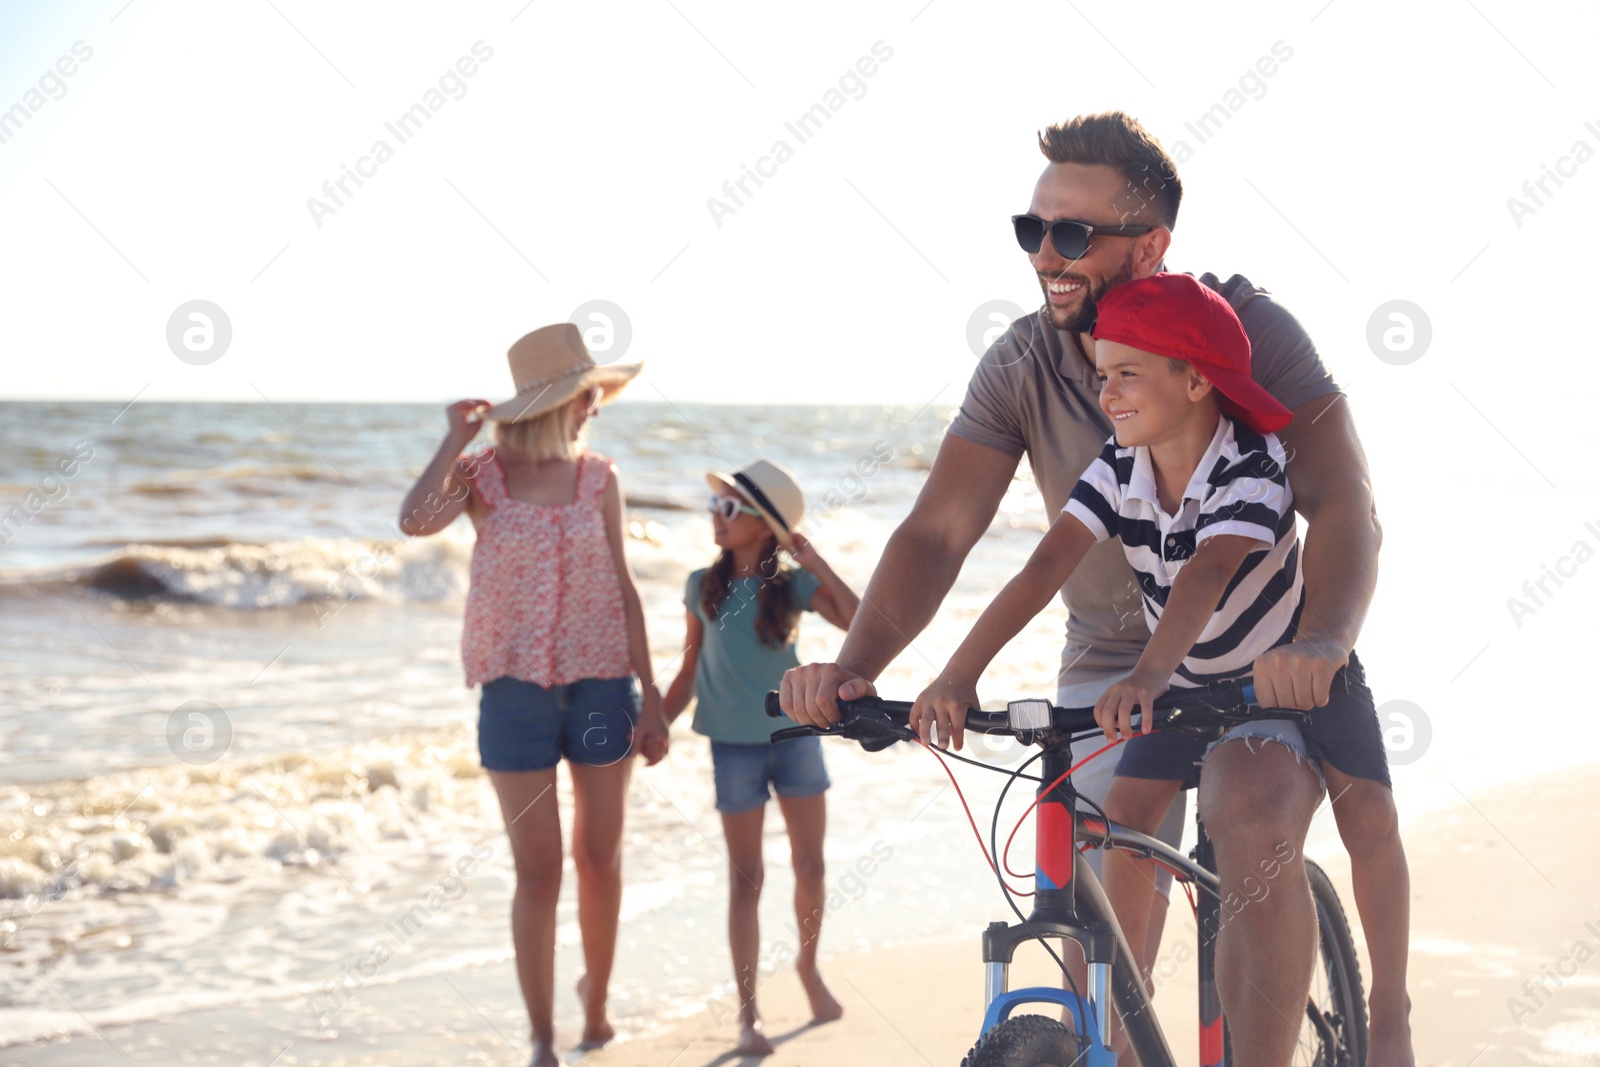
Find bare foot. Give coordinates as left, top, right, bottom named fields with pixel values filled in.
left=798, top=967, right=843, bottom=1023
left=1365, top=994, right=1414, bottom=1067
left=734, top=1016, right=777, bottom=1056
left=575, top=975, right=615, bottom=1050
left=529, top=1037, right=562, bottom=1067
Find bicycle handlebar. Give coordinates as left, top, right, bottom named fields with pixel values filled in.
left=764, top=679, right=1306, bottom=749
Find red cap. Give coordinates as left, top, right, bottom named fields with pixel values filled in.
left=1091, top=273, right=1292, bottom=434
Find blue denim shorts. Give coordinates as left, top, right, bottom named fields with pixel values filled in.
left=478, top=675, right=639, bottom=772
left=710, top=736, right=830, bottom=814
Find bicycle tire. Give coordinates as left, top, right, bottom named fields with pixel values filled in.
left=1299, top=860, right=1368, bottom=1067
left=961, top=1014, right=1084, bottom=1067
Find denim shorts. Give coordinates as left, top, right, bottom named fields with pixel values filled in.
left=1114, top=651, right=1390, bottom=792
left=710, top=736, right=830, bottom=814
left=478, top=675, right=639, bottom=772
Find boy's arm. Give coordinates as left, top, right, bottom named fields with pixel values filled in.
left=1132, top=534, right=1257, bottom=681
left=1094, top=533, right=1259, bottom=738
left=911, top=513, right=1097, bottom=749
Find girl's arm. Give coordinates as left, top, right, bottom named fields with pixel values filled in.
left=911, top=512, right=1097, bottom=750
left=786, top=532, right=859, bottom=630
left=661, top=609, right=702, bottom=726
left=399, top=400, right=490, bottom=536
left=600, top=465, right=668, bottom=765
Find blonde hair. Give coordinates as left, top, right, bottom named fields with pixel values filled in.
left=492, top=389, right=596, bottom=461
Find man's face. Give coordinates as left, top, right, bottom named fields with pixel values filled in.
left=1026, top=162, right=1153, bottom=333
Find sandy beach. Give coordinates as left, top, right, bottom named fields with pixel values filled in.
left=9, top=761, right=1595, bottom=1066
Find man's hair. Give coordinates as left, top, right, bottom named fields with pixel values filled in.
left=1038, top=111, right=1182, bottom=229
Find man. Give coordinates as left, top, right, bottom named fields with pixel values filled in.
left=781, top=111, right=1411, bottom=1066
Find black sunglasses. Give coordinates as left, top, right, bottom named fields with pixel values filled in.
left=1011, top=214, right=1154, bottom=259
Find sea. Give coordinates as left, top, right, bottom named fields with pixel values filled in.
left=1, top=398, right=1596, bottom=1058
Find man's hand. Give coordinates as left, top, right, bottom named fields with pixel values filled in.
left=780, top=663, right=876, bottom=728
left=910, top=675, right=981, bottom=751
left=1251, top=637, right=1350, bottom=710
left=1095, top=669, right=1169, bottom=740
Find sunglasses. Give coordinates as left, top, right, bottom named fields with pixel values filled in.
left=708, top=493, right=762, bottom=521
left=1011, top=214, right=1154, bottom=259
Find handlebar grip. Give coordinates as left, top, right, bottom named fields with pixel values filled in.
left=765, top=691, right=785, bottom=717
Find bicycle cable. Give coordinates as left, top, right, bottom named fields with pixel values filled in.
left=916, top=740, right=1035, bottom=897
left=1001, top=737, right=1125, bottom=880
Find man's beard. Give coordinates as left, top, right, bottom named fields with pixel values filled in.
left=1048, top=257, right=1136, bottom=333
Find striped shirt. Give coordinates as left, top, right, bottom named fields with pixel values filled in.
left=1062, top=415, right=1304, bottom=688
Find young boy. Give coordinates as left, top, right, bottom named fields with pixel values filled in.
left=911, top=273, right=1402, bottom=1040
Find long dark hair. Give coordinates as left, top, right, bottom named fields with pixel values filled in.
left=700, top=534, right=802, bottom=649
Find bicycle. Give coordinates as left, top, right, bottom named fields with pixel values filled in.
left=765, top=679, right=1366, bottom=1067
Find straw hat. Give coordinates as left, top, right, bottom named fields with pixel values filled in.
left=483, top=323, right=643, bottom=423
left=706, top=460, right=805, bottom=547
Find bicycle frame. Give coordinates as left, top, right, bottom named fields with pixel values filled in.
left=979, top=743, right=1179, bottom=1067
left=987, top=750, right=1345, bottom=1067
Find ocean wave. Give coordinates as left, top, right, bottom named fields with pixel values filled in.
left=0, top=728, right=489, bottom=904
left=1, top=536, right=474, bottom=609
left=6, top=519, right=684, bottom=609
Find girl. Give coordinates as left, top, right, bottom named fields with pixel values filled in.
left=661, top=459, right=860, bottom=1056
left=399, top=323, right=667, bottom=1067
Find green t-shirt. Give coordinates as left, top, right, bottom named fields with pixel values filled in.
left=685, top=566, right=822, bottom=744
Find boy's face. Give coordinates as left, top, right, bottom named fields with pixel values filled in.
left=1094, top=340, right=1209, bottom=447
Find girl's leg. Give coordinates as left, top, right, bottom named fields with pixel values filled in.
left=487, top=769, right=564, bottom=1067
left=567, top=757, right=634, bottom=1049
left=775, top=792, right=842, bottom=1022
left=720, top=804, right=775, bottom=1056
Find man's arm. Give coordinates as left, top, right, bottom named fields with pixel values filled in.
left=1257, top=392, right=1382, bottom=709
left=779, top=433, right=1020, bottom=725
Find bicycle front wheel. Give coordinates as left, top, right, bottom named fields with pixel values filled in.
left=1294, top=860, right=1368, bottom=1067
left=961, top=1015, right=1083, bottom=1067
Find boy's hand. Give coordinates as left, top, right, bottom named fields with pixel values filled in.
left=1095, top=670, right=1170, bottom=741
left=911, top=676, right=980, bottom=751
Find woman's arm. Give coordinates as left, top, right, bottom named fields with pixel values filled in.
left=399, top=400, right=489, bottom=536
left=600, top=465, right=667, bottom=764
left=787, top=532, right=858, bottom=630
left=661, top=609, right=702, bottom=726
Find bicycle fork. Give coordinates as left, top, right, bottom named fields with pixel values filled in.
left=977, top=751, right=1119, bottom=1064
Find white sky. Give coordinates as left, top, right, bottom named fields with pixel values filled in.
left=0, top=0, right=1596, bottom=407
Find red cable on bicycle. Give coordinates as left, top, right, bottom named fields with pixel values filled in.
left=917, top=740, right=1034, bottom=897
left=1001, top=737, right=1126, bottom=880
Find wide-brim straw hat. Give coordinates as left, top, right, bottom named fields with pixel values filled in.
left=483, top=323, right=643, bottom=423
left=706, top=460, right=805, bottom=548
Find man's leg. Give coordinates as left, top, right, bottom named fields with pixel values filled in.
left=1199, top=738, right=1323, bottom=1067
left=1323, top=766, right=1413, bottom=1067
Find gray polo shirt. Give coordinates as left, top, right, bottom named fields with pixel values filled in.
left=946, top=272, right=1339, bottom=689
